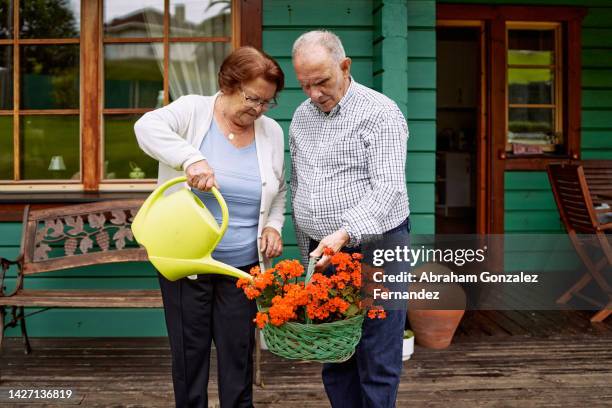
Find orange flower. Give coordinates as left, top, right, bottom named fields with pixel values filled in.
left=254, top=312, right=269, bottom=329
left=323, top=247, right=335, bottom=257
left=253, top=269, right=274, bottom=290
left=237, top=251, right=383, bottom=326
left=367, top=307, right=387, bottom=319
left=273, top=259, right=304, bottom=281
left=243, top=286, right=261, bottom=300
left=236, top=277, right=250, bottom=289
left=249, top=265, right=261, bottom=276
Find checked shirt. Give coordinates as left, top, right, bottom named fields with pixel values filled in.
left=289, top=79, right=410, bottom=261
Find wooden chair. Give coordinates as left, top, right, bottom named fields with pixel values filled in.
left=547, top=163, right=612, bottom=322
left=575, top=160, right=612, bottom=207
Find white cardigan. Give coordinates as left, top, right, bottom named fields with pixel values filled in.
left=134, top=93, right=287, bottom=270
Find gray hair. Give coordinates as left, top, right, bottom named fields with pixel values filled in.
left=292, top=30, right=346, bottom=62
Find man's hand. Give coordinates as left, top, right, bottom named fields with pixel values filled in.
left=309, top=228, right=350, bottom=272
left=186, top=160, right=219, bottom=191
left=261, top=227, right=283, bottom=258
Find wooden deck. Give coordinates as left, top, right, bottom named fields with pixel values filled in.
left=1, top=311, right=611, bottom=407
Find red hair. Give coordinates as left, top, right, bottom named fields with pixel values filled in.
left=218, top=46, right=284, bottom=97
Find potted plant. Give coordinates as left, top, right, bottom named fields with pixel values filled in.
left=238, top=250, right=387, bottom=363
left=402, top=329, right=414, bottom=361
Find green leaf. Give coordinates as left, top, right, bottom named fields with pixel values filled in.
left=345, top=304, right=359, bottom=317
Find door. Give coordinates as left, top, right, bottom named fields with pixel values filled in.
left=436, top=21, right=491, bottom=234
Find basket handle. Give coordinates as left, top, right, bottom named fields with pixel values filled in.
left=304, top=257, right=320, bottom=325
left=305, top=256, right=318, bottom=285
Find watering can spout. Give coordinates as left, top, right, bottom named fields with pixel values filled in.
left=132, top=176, right=253, bottom=282
left=149, top=256, right=253, bottom=281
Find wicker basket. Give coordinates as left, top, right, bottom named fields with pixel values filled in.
left=261, top=314, right=364, bottom=362
left=258, top=257, right=364, bottom=363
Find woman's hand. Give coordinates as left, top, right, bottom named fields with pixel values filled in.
left=186, top=160, right=219, bottom=191
left=261, top=227, right=283, bottom=258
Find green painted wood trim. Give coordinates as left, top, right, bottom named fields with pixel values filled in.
left=263, top=28, right=372, bottom=58
left=410, top=214, right=435, bottom=234
left=4, top=309, right=166, bottom=337
left=406, top=29, right=436, bottom=58
left=583, top=90, right=612, bottom=108
left=505, top=172, right=551, bottom=191
left=582, top=49, right=612, bottom=68
left=373, top=0, right=408, bottom=115
left=583, top=28, right=612, bottom=47
left=505, top=211, right=564, bottom=232
left=407, top=120, right=436, bottom=152
left=263, top=0, right=373, bottom=27
left=583, top=69, right=612, bottom=87
left=0, top=223, right=23, bottom=246
left=407, top=0, right=436, bottom=27
left=583, top=7, right=612, bottom=27
left=582, top=150, right=612, bottom=160
left=505, top=191, right=557, bottom=211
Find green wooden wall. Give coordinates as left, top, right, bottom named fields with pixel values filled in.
left=263, top=0, right=374, bottom=262
left=406, top=0, right=437, bottom=234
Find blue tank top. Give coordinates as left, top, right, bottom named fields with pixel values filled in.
left=192, top=119, right=261, bottom=267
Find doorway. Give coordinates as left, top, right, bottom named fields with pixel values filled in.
left=435, top=25, right=484, bottom=234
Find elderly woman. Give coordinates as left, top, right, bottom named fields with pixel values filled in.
left=134, top=46, right=286, bottom=408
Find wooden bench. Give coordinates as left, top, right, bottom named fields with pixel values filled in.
left=0, top=199, right=265, bottom=385
left=0, top=199, right=161, bottom=354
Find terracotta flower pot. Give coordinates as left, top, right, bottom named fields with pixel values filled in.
left=407, top=263, right=466, bottom=349
left=407, top=308, right=465, bottom=349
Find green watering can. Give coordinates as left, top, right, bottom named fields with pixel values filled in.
left=132, top=176, right=253, bottom=282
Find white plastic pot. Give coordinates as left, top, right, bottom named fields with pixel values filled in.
left=402, top=335, right=414, bottom=361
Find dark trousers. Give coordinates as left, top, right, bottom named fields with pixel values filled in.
left=309, top=219, right=410, bottom=408
left=158, top=263, right=257, bottom=408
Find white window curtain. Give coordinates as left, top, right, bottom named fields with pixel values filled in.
left=143, top=2, right=231, bottom=101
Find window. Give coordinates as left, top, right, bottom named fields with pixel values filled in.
left=506, top=23, right=563, bottom=155
left=0, top=0, right=259, bottom=193
left=101, top=0, right=231, bottom=186
left=0, top=0, right=81, bottom=187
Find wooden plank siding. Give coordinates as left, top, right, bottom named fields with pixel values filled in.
left=406, top=0, right=437, bottom=234
left=262, top=0, right=375, bottom=268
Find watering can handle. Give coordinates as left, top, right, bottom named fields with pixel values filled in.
left=151, top=176, right=229, bottom=237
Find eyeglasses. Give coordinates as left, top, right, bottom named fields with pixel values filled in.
left=240, top=88, right=278, bottom=109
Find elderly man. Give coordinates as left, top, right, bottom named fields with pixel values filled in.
left=289, top=30, right=410, bottom=408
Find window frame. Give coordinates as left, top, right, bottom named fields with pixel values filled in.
left=0, top=0, right=261, bottom=194
left=505, top=21, right=563, bottom=155
left=0, top=0, right=82, bottom=189
left=493, top=7, right=585, bottom=170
